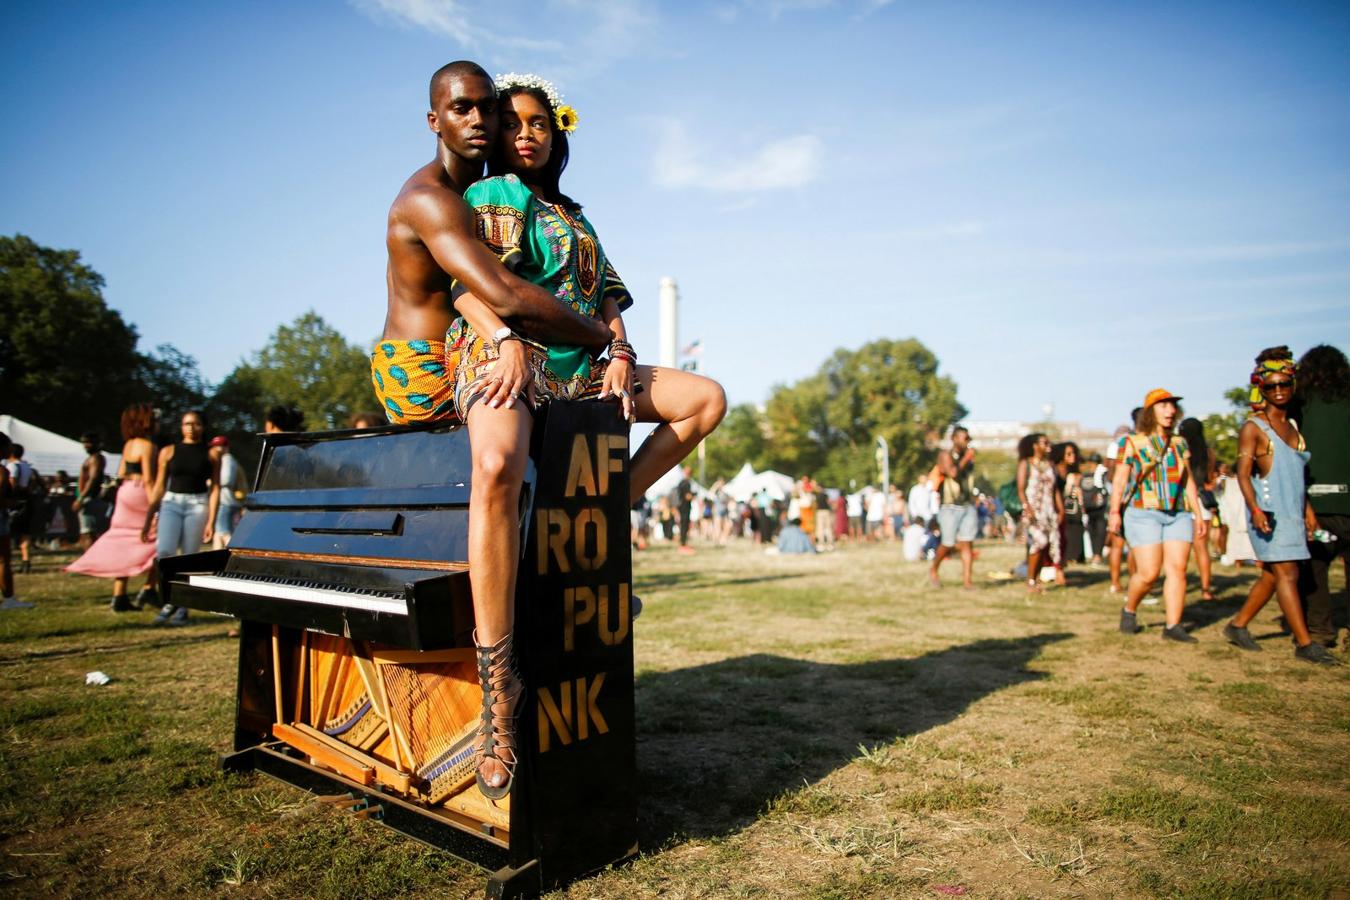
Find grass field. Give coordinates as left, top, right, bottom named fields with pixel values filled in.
left=2, top=541, right=1348, bottom=898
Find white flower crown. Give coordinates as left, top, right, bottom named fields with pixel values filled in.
left=494, top=72, right=580, bottom=133
left=494, top=72, right=563, bottom=109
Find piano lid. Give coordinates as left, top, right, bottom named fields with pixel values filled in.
left=255, top=422, right=473, bottom=497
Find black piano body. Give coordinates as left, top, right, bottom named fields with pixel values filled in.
left=160, top=401, right=638, bottom=898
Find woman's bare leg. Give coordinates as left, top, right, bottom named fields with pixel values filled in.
left=1124, top=543, right=1163, bottom=614
left=464, top=399, right=532, bottom=793
left=628, top=365, right=726, bottom=501
left=1161, top=540, right=1191, bottom=627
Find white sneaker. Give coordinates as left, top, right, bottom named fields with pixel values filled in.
left=1141, top=596, right=1160, bottom=606
left=1, top=596, right=34, bottom=610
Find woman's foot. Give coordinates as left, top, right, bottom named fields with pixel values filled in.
left=1201, top=589, right=1217, bottom=602
left=109, top=594, right=134, bottom=613
left=1294, top=643, right=1341, bottom=666
left=474, top=631, right=522, bottom=800
left=1224, top=623, right=1261, bottom=651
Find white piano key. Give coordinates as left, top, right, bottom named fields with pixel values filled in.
left=187, top=574, right=409, bottom=617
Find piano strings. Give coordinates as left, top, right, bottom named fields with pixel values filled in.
left=268, top=633, right=500, bottom=814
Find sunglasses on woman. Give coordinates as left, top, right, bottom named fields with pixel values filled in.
left=1260, top=380, right=1293, bottom=392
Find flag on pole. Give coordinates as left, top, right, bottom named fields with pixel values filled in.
left=680, top=339, right=702, bottom=357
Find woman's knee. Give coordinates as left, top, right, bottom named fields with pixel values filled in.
left=697, top=377, right=727, bottom=432
left=473, top=444, right=527, bottom=488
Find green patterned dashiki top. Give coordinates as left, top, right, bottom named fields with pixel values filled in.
left=449, top=174, right=633, bottom=387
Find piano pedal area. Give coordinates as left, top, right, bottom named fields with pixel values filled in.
left=266, top=629, right=512, bottom=838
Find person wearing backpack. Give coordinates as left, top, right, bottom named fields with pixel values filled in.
left=1109, top=389, right=1208, bottom=642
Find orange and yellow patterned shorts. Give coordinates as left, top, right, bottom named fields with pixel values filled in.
left=370, top=339, right=460, bottom=425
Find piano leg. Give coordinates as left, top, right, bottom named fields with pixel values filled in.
left=485, top=859, right=540, bottom=900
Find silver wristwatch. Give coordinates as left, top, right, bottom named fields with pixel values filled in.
left=491, top=326, right=519, bottom=352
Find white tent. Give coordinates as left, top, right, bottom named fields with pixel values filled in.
left=722, top=464, right=794, bottom=503
left=0, top=415, right=121, bottom=478
left=643, top=465, right=709, bottom=503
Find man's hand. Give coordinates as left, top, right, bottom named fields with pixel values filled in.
left=482, top=340, right=535, bottom=410
left=599, top=359, right=635, bottom=421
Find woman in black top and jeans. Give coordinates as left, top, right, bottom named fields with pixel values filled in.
left=143, top=410, right=220, bottom=625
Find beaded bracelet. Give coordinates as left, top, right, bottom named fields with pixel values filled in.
left=608, top=339, right=637, bottom=365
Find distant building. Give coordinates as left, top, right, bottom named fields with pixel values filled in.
left=949, top=420, right=1116, bottom=455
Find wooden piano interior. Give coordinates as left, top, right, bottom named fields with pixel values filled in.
left=160, top=401, right=638, bottom=898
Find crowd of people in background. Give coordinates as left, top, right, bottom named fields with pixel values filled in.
left=2, top=344, right=1347, bottom=667
left=625, top=344, right=1348, bottom=666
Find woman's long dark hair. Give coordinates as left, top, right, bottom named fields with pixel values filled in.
left=1296, top=344, right=1350, bottom=403
left=1017, top=433, right=1044, bottom=460
left=487, top=87, right=578, bottom=209
left=1177, top=417, right=1209, bottom=484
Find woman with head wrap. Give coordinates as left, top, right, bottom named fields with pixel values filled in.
left=1223, top=348, right=1339, bottom=664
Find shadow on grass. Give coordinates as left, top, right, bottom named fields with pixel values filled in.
left=634, top=631, right=1072, bottom=845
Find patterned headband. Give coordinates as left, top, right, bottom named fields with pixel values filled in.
left=1249, top=357, right=1296, bottom=410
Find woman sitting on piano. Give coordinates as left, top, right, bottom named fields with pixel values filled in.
left=449, top=73, right=726, bottom=800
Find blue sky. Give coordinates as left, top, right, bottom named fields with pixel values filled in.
left=3, top=0, right=1348, bottom=429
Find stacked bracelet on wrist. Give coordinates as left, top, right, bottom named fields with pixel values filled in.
left=608, top=339, right=637, bottom=365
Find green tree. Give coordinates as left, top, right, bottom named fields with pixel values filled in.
left=1201, top=386, right=1250, bottom=468
left=224, top=311, right=372, bottom=433
left=137, top=343, right=211, bottom=434
left=760, top=338, right=965, bottom=489
left=0, top=234, right=144, bottom=440
left=697, top=402, right=769, bottom=483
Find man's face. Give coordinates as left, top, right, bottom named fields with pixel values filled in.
left=82, top=439, right=97, bottom=454
left=953, top=431, right=969, bottom=453
left=428, top=74, right=499, bottom=162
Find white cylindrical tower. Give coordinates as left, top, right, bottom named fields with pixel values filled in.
left=659, top=276, right=679, bottom=370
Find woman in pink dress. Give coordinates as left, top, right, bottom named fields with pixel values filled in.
left=67, top=404, right=159, bottom=611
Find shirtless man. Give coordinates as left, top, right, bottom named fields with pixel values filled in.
left=373, top=60, right=609, bottom=425
left=76, top=433, right=107, bottom=549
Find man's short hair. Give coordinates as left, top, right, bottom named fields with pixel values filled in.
left=81, top=432, right=100, bottom=445
left=430, top=60, right=492, bottom=107
left=951, top=426, right=970, bottom=438
left=9, top=443, right=23, bottom=458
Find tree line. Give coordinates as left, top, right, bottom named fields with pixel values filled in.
left=3, top=234, right=971, bottom=488
left=1, top=235, right=373, bottom=471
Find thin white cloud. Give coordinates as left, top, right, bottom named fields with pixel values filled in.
left=351, top=0, right=656, bottom=76
left=653, top=122, right=823, bottom=193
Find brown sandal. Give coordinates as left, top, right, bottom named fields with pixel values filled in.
left=473, top=630, right=521, bottom=801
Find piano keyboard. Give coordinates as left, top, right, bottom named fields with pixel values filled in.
left=187, top=573, right=408, bottom=616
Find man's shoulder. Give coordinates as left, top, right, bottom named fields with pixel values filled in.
left=391, top=164, right=472, bottom=226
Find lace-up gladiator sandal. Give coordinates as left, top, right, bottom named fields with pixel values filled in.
left=474, top=630, right=522, bottom=801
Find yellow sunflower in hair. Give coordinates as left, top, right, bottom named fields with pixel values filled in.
left=554, top=104, right=579, bottom=133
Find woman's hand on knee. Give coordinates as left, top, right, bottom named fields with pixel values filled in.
left=599, top=359, right=635, bottom=422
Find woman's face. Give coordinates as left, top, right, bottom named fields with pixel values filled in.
left=1153, top=400, right=1177, bottom=429
left=1034, top=436, right=1051, bottom=458
left=499, top=92, right=552, bottom=175
left=181, top=413, right=203, bottom=442
left=1064, top=446, right=1077, bottom=465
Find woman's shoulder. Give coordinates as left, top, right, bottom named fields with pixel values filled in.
left=464, top=174, right=532, bottom=208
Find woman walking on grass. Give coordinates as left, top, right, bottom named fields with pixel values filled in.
left=1109, top=388, right=1207, bottom=642
left=1017, top=433, right=1059, bottom=593
left=1222, top=348, right=1339, bottom=665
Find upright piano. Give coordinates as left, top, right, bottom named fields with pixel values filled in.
left=160, top=401, right=637, bottom=899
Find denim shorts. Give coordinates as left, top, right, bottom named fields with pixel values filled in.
left=1123, top=506, right=1193, bottom=547
left=937, top=504, right=979, bottom=546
